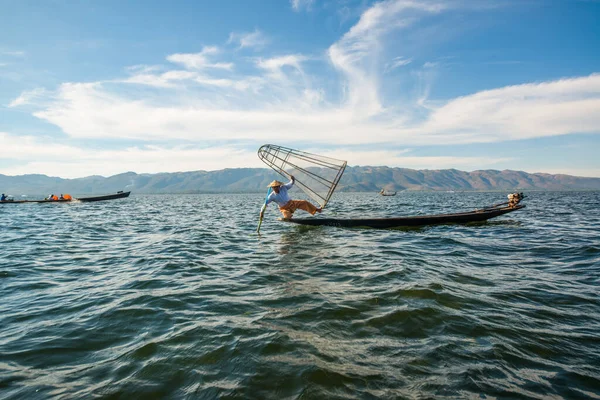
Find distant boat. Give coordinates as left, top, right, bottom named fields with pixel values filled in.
left=379, top=191, right=397, bottom=196
left=0, top=191, right=131, bottom=204
left=77, top=191, right=131, bottom=202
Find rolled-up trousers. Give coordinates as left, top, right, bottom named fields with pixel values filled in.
left=279, top=200, right=318, bottom=219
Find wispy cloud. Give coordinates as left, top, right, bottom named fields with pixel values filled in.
left=328, top=0, right=448, bottom=117
left=483, top=60, right=523, bottom=65
left=123, top=70, right=197, bottom=88
left=125, top=64, right=163, bottom=74
left=291, top=0, right=315, bottom=12
left=384, top=56, right=412, bottom=72
left=256, top=54, right=307, bottom=78
left=228, top=29, right=269, bottom=50
left=8, top=88, right=47, bottom=107
left=2, top=50, right=25, bottom=57
left=414, top=61, right=438, bottom=107
left=166, top=46, right=233, bottom=70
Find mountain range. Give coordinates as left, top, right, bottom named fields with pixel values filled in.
left=1, top=167, right=600, bottom=195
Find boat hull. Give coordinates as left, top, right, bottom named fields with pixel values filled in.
left=0, top=191, right=131, bottom=204
left=76, top=191, right=131, bottom=202
left=281, top=205, right=525, bottom=229
left=0, top=199, right=71, bottom=204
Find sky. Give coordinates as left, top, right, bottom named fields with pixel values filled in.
left=1, top=0, right=599, bottom=178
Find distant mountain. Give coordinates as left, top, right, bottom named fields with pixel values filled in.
left=1, top=167, right=600, bottom=195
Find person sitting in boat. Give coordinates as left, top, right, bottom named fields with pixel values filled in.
left=59, top=194, right=64, bottom=200
left=260, top=176, right=322, bottom=220
left=1, top=193, right=6, bottom=201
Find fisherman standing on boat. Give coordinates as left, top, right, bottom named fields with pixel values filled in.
left=260, top=176, right=322, bottom=220
left=1, top=193, right=6, bottom=201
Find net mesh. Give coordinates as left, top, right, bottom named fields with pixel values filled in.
left=258, top=144, right=347, bottom=209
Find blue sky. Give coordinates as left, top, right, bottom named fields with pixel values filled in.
left=1, top=0, right=599, bottom=178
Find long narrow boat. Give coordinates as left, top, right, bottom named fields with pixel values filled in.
left=0, top=191, right=130, bottom=204
left=280, top=204, right=525, bottom=229
left=77, top=191, right=130, bottom=202
left=0, top=198, right=71, bottom=204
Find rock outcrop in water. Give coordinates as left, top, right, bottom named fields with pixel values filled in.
left=1, top=167, right=600, bottom=194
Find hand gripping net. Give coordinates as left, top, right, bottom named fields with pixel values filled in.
left=258, top=144, right=347, bottom=209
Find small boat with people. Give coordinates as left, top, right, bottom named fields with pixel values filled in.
left=0, top=191, right=131, bottom=204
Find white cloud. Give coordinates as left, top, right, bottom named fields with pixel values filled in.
left=2, top=51, right=25, bottom=57
left=122, top=68, right=259, bottom=91
left=418, top=73, right=600, bottom=141
left=123, top=70, right=197, bottom=88
left=328, top=0, right=447, bottom=117
left=4, top=0, right=600, bottom=178
left=257, top=54, right=306, bottom=71
left=528, top=168, right=600, bottom=178
left=30, top=82, right=356, bottom=142
left=228, top=29, right=269, bottom=49
left=166, top=46, right=233, bottom=70
left=25, top=72, right=600, bottom=147
left=414, top=62, right=438, bottom=107
left=125, top=64, right=163, bottom=74
left=291, top=0, right=314, bottom=12
left=384, top=56, right=412, bottom=72
left=318, top=148, right=511, bottom=170
left=8, top=88, right=47, bottom=107
left=0, top=132, right=511, bottom=178
left=256, top=54, right=308, bottom=83
left=0, top=132, right=260, bottom=178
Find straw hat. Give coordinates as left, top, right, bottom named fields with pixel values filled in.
left=267, top=180, right=284, bottom=188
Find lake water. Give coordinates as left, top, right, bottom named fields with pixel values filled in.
left=1, top=191, right=599, bottom=399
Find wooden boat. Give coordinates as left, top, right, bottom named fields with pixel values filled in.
left=0, top=191, right=130, bottom=204
left=380, top=191, right=397, bottom=196
left=77, top=191, right=130, bottom=202
left=0, top=198, right=71, bottom=204
left=280, top=204, right=525, bottom=229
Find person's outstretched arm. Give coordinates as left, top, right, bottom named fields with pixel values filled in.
left=283, top=175, right=295, bottom=189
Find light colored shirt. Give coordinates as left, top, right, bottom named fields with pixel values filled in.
left=265, top=180, right=294, bottom=207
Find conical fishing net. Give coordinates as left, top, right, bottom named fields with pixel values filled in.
left=258, top=144, right=347, bottom=208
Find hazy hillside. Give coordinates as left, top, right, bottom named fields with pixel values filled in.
left=1, top=167, right=600, bottom=195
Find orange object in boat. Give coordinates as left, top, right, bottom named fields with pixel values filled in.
left=52, top=195, right=58, bottom=200
left=63, top=194, right=72, bottom=200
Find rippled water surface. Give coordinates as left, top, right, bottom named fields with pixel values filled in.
left=1, top=191, right=599, bottom=399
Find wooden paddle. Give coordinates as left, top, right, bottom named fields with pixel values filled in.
left=256, top=187, right=271, bottom=234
